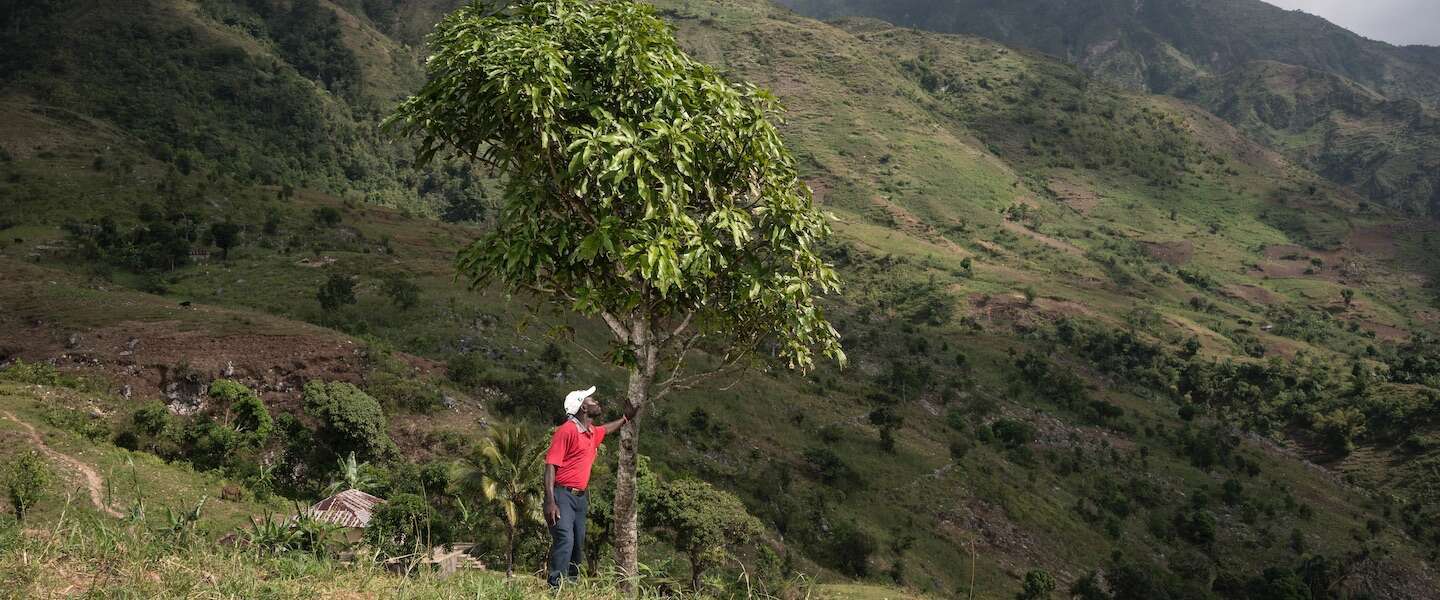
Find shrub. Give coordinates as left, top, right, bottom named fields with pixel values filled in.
left=818, top=520, right=874, bottom=577
left=991, top=419, right=1036, bottom=448
left=365, top=493, right=436, bottom=559
left=646, top=478, right=765, bottom=589
left=316, top=274, right=357, bottom=311
left=380, top=272, right=420, bottom=310
left=1017, top=569, right=1057, bottom=599
left=209, top=379, right=272, bottom=445
left=6, top=450, right=51, bottom=522
left=303, top=380, right=395, bottom=461
left=0, top=359, right=61, bottom=385
left=802, top=447, right=858, bottom=487
left=312, top=206, right=342, bottom=227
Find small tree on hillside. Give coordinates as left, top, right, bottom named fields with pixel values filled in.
left=388, top=0, right=844, bottom=580
left=462, top=424, right=545, bottom=577
left=303, top=381, right=395, bottom=461
left=380, top=272, right=421, bottom=311
left=6, top=450, right=51, bottom=522
left=209, top=221, right=240, bottom=260
left=316, top=274, right=357, bottom=312
left=1341, top=288, right=1355, bottom=308
left=647, top=477, right=765, bottom=590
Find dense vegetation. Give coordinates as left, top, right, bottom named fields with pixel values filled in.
left=4, top=0, right=1440, bottom=598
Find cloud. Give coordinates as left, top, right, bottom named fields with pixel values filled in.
left=1263, top=0, right=1440, bottom=46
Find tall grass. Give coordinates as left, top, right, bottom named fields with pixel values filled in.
left=0, top=495, right=816, bottom=599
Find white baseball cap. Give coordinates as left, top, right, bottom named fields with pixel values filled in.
left=564, top=386, right=596, bottom=415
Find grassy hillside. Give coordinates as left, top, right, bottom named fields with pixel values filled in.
left=4, top=0, right=1440, bottom=598
left=775, top=0, right=1440, bottom=217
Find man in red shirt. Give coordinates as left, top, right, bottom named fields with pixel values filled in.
left=544, top=386, right=631, bottom=587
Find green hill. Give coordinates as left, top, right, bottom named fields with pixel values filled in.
left=776, top=0, right=1440, bottom=217
left=3, top=0, right=1440, bottom=598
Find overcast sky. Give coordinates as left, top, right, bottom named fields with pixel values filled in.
left=1264, top=0, right=1440, bottom=46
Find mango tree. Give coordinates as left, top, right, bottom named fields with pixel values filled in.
left=387, top=0, right=844, bottom=583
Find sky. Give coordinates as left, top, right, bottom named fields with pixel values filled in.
left=1264, top=0, right=1440, bottom=46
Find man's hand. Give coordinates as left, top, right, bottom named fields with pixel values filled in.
left=545, top=501, right=560, bottom=527
left=623, top=402, right=641, bottom=420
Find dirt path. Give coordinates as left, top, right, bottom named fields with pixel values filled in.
left=2, top=410, right=123, bottom=518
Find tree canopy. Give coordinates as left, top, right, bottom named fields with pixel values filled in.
left=387, top=0, right=844, bottom=376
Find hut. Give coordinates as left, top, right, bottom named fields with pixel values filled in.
left=300, top=489, right=384, bottom=540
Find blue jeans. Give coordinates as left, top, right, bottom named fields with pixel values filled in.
left=548, top=487, right=588, bottom=587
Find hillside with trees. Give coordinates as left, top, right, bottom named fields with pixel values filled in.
left=3, top=0, right=1440, bottom=598
left=778, top=0, right=1440, bottom=217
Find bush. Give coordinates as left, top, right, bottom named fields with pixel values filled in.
left=802, top=447, right=859, bottom=487
left=380, top=272, right=420, bottom=310
left=303, top=380, right=395, bottom=461
left=991, top=419, right=1036, bottom=448
left=316, top=274, right=357, bottom=311
left=1017, top=569, right=1057, bottom=599
left=6, top=450, right=51, bottom=522
left=209, top=379, right=272, bottom=445
left=0, top=359, right=61, bottom=385
left=817, top=520, right=874, bottom=577
left=365, top=492, right=436, bottom=559
left=646, top=478, right=765, bottom=589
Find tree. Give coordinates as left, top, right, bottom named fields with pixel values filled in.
left=209, top=221, right=240, bottom=260
left=380, top=272, right=420, bottom=311
left=646, top=478, right=764, bottom=590
left=316, top=273, right=356, bottom=312
left=387, top=0, right=844, bottom=581
left=6, top=450, right=50, bottom=522
left=324, top=451, right=381, bottom=495
left=209, top=379, right=272, bottom=445
left=1017, top=569, right=1057, bottom=599
left=365, top=492, right=433, bottom=560
left=303, top=381, right=395, bottom=461
left=1341, top=288, right=1355, bottom=307
left=462, top=424, right=544, bottom=576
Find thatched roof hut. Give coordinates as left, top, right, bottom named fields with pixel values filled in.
left=301, top=489, right=385, bottom=528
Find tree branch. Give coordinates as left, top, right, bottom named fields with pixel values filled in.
left=656, top=310, right=695, bottom=347
left=601, top=311, right=630, bottom=344
left=653, top=343, right=756, bottom=401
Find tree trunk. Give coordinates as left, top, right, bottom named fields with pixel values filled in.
left=505, top=524, right=515, bottom=577
left=613, top=317, right=656, bottom=595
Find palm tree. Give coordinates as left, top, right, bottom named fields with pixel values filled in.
left=463, top=424, right=544, bottom=576
left=324, top=451, right=380, bottom=495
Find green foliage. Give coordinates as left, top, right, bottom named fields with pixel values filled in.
left=646, top=478, right=764, bottom=589
left=316, top=274, right=357, bottom=312
left=303, top=380, right=395, bottom=462
left=1017, top=569, right=1057, bottom=600
left=0, top=359, right=61, bottom=385
left=388, top=0, right=844, bottom=372
left=364, top=492, right=436, bottom=560
left=324, top=451, right=382, bottom=495
left=5, top=450, right=51, bottom=522
left=464, top=424, right=544, bottom=576
left=209, top=379, right=273, bottom=445
left=209, top=221, right=240, bottom=260
left=380, top=272, right=420, bottom=311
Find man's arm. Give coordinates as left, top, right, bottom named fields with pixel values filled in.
left=544, top=463, right=559, bottom=526
left=600, top=404, right=640, bottom=435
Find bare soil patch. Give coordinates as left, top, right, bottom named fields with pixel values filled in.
left=1141, top=239, right=1194, bottom=266
left=1221, top=284, right=1283, bottom=305
left=1001, top=221, right=1084, bottom=256
left=1046, top=177, right=1100, bottom=214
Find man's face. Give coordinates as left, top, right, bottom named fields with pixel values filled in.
left=581, top=396, right=602, bottom=417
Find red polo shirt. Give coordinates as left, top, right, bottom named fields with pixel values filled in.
left=545, top=418, right=607, bottom=490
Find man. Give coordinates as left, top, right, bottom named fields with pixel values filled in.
left=544, top=385, right=631, bottom=587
